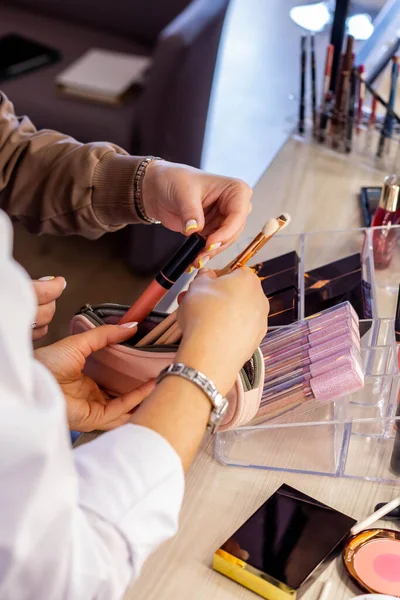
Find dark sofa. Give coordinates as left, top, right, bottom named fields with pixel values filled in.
left=0, top=0, right=230, bottom=273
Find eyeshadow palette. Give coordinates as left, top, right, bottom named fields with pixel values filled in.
left=214, top=484, right=356, bottom=600
left=304, top=254, right=373, bottom=320
left=252, top=251, right=299, bottom=296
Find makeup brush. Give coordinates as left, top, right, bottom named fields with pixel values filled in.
left=345, top=67, right=357, bottom=153
left=299, top=34, right=307, bottom=134
left=146, top=214, right=292, bottom=347
left=310, top=33, right=317, bottom=134
left=374, top=503, right=400, bottom=520
left=135, top=310, right=178, bottom=347
left=350, top=497, right=400, bottom=536
left=354, top=72, right=400, bottom=127
left=356, top=64, right=365, bottom=133
left=377, top=56, right=399, bottom=159
left=218, top=214, right=291, bottom=277
left=319, top=43, right=334, bottom=142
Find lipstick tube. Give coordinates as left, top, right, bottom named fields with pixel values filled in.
left=120, top=233, right=206, bottom=324
left=371, top=175, right=400, bottom=269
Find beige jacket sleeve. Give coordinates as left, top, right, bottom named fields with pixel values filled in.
left=0, top=92, right=144, bottom=238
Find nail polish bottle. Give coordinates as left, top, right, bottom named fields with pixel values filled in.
left=371, top=174, right=400, bottom=269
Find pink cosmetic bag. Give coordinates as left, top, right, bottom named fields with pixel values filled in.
left=70, top=303, right=264, bottom=432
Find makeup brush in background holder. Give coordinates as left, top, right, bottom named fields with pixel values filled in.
left=295, top=31, right=400, bottom=172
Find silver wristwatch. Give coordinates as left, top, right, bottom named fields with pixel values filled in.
left=156, top=363, right=229, bottom=433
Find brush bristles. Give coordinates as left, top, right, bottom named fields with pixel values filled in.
left=262, top=219, right=281, bottom=238
left=262, top=213, right=291, bottom=238
left=278, top=213, right=291, bottom=229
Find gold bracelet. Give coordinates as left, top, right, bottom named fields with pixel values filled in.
left=133, top=156, right=163, bottom=224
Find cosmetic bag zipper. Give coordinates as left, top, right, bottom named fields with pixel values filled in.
left=77, top=303, right=177, bottom=352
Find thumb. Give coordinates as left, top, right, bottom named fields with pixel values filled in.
left=180, top=196, right=205, bottom=236
left=70, top=323, right=138, bottom=359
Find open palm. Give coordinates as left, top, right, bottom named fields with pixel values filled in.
left=35, top=325, right=154, bottom=432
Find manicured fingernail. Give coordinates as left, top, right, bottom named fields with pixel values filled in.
left=198, top=268, right=210, bottom=275
left=120, top=321, right=138, bottom=329
left=185, top=265, right=196, bottom=274
left=199, top=255, right=210, bottom=268
left=38, top=276, right=55, bottom=281
left=62, top=279, right=67, bottom=290
left=185, top=219, right=198, bottom=233
left=207, top=242, right=222, bottom=252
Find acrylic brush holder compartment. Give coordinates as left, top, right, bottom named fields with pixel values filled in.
left=215, top=225, right=400, bottom=482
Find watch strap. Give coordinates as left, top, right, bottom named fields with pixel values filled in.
left=156, top=363, right=229, bottom=434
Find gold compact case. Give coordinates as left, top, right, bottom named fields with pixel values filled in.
left=213, top=484, right=356, bottom=599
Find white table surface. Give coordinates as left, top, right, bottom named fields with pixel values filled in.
left=125, top=137, right=400, bottom=600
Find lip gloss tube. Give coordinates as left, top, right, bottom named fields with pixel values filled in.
left=119, top=233, right=206, bottom=324
left=371, top=175, right=400, bottom=269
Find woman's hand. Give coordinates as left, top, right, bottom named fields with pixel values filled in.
left=142, top=161, right=252, bottom=267
left=176, top=268, right=269, bottom=394
left=35, top=324, right=154, bottom=432
left=32, top=276, right=66, bottom=341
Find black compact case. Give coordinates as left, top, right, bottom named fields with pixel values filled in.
left=213, top=484, right=356, bottom=599
left=252, top=252, right=299, bottom=326
left=304, top=253, right=372, bottom=320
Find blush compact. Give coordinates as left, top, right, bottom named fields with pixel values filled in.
left=343, top=529, right=400, bottom=597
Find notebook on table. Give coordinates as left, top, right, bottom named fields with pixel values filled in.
left=55, top=48, right=151, bottom=105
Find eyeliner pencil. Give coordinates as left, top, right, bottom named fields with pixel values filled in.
left=377, top=56, right=399, bottom=158
left=356, top=64, right=365, bottom=133
left=310, top=33, right=317, bottom=134
left=345, top=67, right=357, bottom=153
left=319, top=43, right=334, bottom=142
left=298, top=34, right=307, bottom=134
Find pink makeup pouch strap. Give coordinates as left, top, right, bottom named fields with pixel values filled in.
left=70, top=303, right=265, bottom=432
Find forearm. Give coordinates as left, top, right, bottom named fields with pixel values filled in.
left=0, top=92, right=144, bottom=237
left=131, top=336, right=237, bottom=472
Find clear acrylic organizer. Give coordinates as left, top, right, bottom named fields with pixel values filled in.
left=215, top=225, right=400, bottom=482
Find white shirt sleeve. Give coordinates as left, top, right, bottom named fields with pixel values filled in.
left=0, top=211, right=185, bottom=600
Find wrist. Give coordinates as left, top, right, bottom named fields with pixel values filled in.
left=130, top=374, right=211, bottom=430
left=133, top=157, right=163, bottom=224
left=176, top=335, right=237, bottom=396
left=141, top=158, right=165, bottom=221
